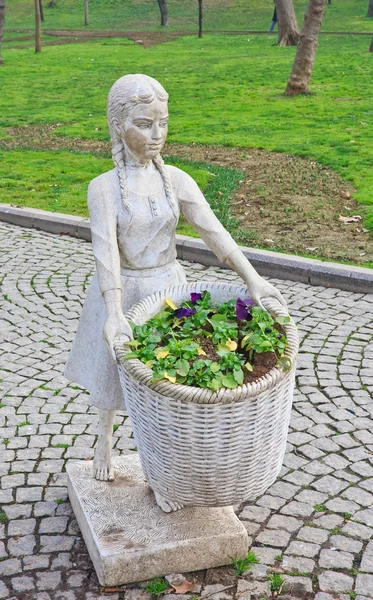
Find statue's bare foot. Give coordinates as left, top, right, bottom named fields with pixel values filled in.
left=94, top=438, right=115, bottom=482
left=154, top=491, right=184, bottom=513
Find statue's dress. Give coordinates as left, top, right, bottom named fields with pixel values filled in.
left=64, top=165, right=238, bottom=410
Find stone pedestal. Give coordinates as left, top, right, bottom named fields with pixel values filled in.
left=67, top=455, right=248, bottom=587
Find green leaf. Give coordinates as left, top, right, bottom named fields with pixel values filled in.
left=245, top=362, right=253, bottom=372
left=210, top=362, right=221, bottom=373
left=275, top=316, right=291, bottom=325
left=233, top=369, right=244, bottom=385
left=175, top=359, right=190, bottom=377
left=221, top=374, right=238, bottom=389
left=278, top=356, right=292, bottom=372
left=124, top=352, right=139, bottom=360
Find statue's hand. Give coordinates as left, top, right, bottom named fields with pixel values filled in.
left=104, top=313, right=133, bottom=361
left=246, top=275, right=287, bottom=312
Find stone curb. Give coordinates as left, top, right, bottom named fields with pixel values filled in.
left=1, top=203, right=373, bottom=294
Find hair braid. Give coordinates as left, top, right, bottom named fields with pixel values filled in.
left=111, top=133, right=132, bottom=221
left=152, top=154, right=178, bottom=220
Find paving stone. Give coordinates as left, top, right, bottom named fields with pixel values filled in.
left=281, top=555, right=315, bottom=574
left=8, top=535, right=36, bottom=557
left=342, top=486, right=373, bottom=507
left=267, top=481, right=300, bottom=500
left=0, top=558, right=22, bottom=576
left=4, top=504, right=32, bottom=520
left=361, top=553, right=373, bottom=573
left=318, top=571, right=354, bottom=592
left=283, top=575, right=313, bottom=594
left=266, top=515, right=302, bottom=533
left=8, top=518, right=36, bottom=536
left=313, top=514, right=344, bottom=530
left=319, top=549, right=354, bottom=569
left=39, top=516, right=69, bottom=534
left=251, top=546, right=280, bottom=565
left=280, top=501, right=314, bottom=518
left=296, top=490, right=329, bottom=505
left=342, top=521, right=373, bottom=541
left=297, top=526, right=329, bottom=544
left=11, top=576, right=35, bottom=592
left=285, top=540, right=320, bottom=558
left=239, top=505, right=270, bottom=522
left=36, top=571, right=62, bottom=590
left=40, top=535, right=75, bottom=553
left=0, top=582, right=9, bottom=599
left=325, top=498, right=360, bottom=514
left=23, top=555, right=50, bottom=570
left=256, top=528, right=291, bottom=548
left=354, top=509, right=373, bottom=527
left=355, top=574, right=373, bottom=596
left=312, top=475, right=349, bottom=495
left=329, top=534, right=363, bottom=553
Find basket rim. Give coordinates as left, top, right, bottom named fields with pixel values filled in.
left=114, top=281, right=299, bottom=404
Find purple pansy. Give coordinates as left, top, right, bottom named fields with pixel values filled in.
left=190, top=292, right=202, bottom=304
left=174, top=307, right=197, bottom=318
left=235, top=297, right=254, bottom=321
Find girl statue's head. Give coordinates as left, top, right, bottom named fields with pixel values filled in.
left=106, top=74, right=176, bottom=220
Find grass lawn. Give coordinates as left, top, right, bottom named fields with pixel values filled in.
left=4, top=0, right=373, bottom=33
left=1, top=33, right=373, bottom=230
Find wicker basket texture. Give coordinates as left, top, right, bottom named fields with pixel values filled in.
left=115, top=282, right=298, bottom=507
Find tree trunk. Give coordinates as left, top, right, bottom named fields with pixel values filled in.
left=370, top=37, right=373, bottom=51
left=0, top=0, right=5, bottom=66
left=34, top=0, right=42, bottom=52
left=276, top=0, right=300, bottom=46
left=84, top=0, right=89, bottom=26
left=39, top=0, right=44, bottom=21
left=157, top=0, right=168, bottom=26
left=285, top=0, right=327, bottom=97
left=198, top=0, right=202, bottom=38
left=367, top=0, right=373, bottom=17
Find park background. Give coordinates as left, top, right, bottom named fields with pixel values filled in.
left=1, top=0, right=373, bottom=266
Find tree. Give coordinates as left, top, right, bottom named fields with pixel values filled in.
left=198, top=0, right=202, bottom=38
left=34, top=0, right=42, bottom=52
left=367, top=0, right=373, bottom=17
left=370, top=37, right=373, bottom=51
left=157, top=0, right=168, bottom=26
left=84, top=0, right=89, bottom=26
left=276, top=0, right=300, bottom=46
left=285, top=0, right=327, bottom=97
left=39, top=0, right=44, bottom=21
left=0, top=0, right=5, bottom=66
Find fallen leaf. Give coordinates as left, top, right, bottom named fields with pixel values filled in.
left=339, top=215, right=362, bottom=224
left=171, top=580, right=195, bottom=594
left=197, top=347, right=207, bottom=356
left=360, top=252, right=366, bottom=256
left=156, top=349, right=169, bottom=360
left=306, top=247, right=318, bottom=252
left=344, top=192, right=351, bottom=200
left=165, top=298, right=177, bottom=310
left=226, top=339, right=237, bottom=351
left=265, top=238, right=274, bottom=243
left=344, top=206, right=351, bottom=210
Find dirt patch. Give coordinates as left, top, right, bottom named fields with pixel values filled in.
left=2, top=125, right=372, bottom=265
left=4, top=29, right=190, bottom=49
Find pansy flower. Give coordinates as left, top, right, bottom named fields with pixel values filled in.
left=235, top=297, right=254, bottom=321
left=190, top=292, right=202, bottom=304
left=174, top=307, right=197, bottom=318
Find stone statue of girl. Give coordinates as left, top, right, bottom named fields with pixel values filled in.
left=65, top=74, right=286, bottom=511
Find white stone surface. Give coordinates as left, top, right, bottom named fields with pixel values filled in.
left=67, top=455, right=248, bottom=586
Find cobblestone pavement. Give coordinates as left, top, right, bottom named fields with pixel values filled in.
left=1, top=222, right=373, bottom=600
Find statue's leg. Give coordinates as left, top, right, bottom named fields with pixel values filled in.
left=153, top=491, right=184, bottom=513
left=94, top=408, right=115, bottom=481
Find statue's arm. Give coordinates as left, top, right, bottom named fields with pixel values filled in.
left=170, top=167, right=286, bottom=309
left=88, top=177, right=132, bottom=355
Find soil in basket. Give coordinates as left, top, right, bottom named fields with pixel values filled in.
left=199, top=337, right=277, bottom=385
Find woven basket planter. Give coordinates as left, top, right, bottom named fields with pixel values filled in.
left=114, top=281, right=298, bottom=507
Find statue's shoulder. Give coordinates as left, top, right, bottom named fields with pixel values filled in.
left=88, top=169, right=118, bottom=196
left=165, top=163, right=194, bottom=190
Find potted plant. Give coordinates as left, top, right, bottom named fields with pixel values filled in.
left=114, top=281, right=298, bottom=508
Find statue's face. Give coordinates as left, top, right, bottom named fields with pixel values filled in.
left=121, top=99, right=168, bottom=162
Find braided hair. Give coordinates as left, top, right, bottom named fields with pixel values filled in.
left=107, top=74, right=178, bottom=222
